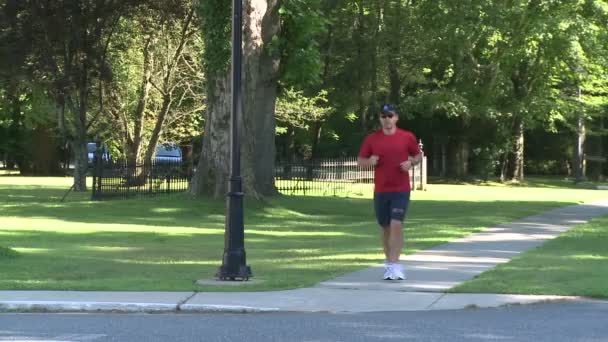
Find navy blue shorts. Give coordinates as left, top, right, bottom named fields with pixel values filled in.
left=374, top=192, right=411, bottom=227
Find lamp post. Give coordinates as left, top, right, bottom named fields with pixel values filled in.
left=216, top=0, right=252, bottom=280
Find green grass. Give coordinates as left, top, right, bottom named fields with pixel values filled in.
left=430, top=175, right=608, bottom=189
left=0, top=176, right=607, bottom=292
left=450, top=215, right=608, bottom=299
left=0, top=169, right=20, bottom=176
left=0, top=246, right=20, bottom=259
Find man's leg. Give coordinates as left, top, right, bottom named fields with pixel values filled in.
left=386, top=192, right=409, bottom=280
left=381, top=225, right=390, bottom=261
left=388, top=219, right=403, bottom=263
left=375, top=192, right=391, bottom=262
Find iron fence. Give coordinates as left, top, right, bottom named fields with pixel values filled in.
left=91, top=158, right=192, bottom=200
left=91, top=155, right=426, bottom=200
left=274, top=156, right=427, bottom=196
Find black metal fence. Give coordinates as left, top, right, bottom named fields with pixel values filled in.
left=91, top=158, right=192, bottom=200
left=91, top=155, right=426, bottom=200
left=274, top=156, right=427, bottom=196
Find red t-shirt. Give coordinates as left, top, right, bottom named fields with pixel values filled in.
left=358, top=128, right=421, bottom=192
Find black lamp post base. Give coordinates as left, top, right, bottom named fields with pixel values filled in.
left=216, top=264, right=252, bottom=281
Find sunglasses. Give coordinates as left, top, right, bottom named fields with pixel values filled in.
left=380, top=114, right=394, bottom=119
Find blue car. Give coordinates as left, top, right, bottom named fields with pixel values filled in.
left=154, top=142, right=182, bottom=164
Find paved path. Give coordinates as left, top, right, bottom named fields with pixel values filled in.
left=2, top=199, right=608, bottom=313
left=317, top=200, right=608, bottom=292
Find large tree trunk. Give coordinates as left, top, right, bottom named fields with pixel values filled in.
left=508, top=62, right=531, bottom=182
left=241, top=0, right=280, bottom=197
left=191, top=0, right=280, bottom=198
left=191, top=74, right=232, bottom=198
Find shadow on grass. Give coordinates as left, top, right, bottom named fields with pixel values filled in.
left=0, top=186, right=584, bottom=231
left=2, top=184, right=601, bottom=291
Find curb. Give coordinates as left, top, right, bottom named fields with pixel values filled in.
left=179, top=304, right=281, bottom=313
left=0, top=301, right=178, bottom=313
left=0, top=294, right=593, bottom=314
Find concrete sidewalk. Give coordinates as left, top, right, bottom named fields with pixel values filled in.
left=1, top=199, right=608, bottom=314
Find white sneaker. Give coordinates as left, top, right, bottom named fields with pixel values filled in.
left=390, top=263, right=406, bottom=280
left=383, top=262, right=393, bottom=280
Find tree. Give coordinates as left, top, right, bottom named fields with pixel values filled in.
left=102, top=1, right=204, bottom=167
left=191, top=0, right=281, bottom=198
left=1, top=0, right=144, bottom=190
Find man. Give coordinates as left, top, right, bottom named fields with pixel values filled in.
left=357, top=104, right=422, bottom=280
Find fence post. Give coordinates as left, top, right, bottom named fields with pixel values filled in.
left=411, top=165, right=416, bottom=191
left=91, top=141, right=103, bottom=201
left=91, top=155, right=98, bottom=201
left=149, top=162, right=153, bottom=194
left=419, top=139, right=425, bottom=191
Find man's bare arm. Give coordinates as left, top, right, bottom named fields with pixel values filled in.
left=409, top=153, right=422, bottom=166
left=358, top=156, right=378, bottom=167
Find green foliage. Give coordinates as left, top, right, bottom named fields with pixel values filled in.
left=197, top=0, right=231, bottom=83
left=277, top=0, right=326, bottom=89
left=275, top=88, right=331, bottom=130
left=2, top=0, right=608, bottom=180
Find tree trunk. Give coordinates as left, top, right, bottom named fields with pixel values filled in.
left=72, top=134, right=88, bottom=191
left=191, top=0, right=280, bottom=198
left=190, top=74, right=232, bottom=198
left=6, top=84, right=24, bottom=172
left=143, top=94, right=172, bottom=164
left=144, top=7, right=195, bottom=165
left=240, top=0, right=280, bottom=197
left=310, top=121, right=322, bottom=159
left=511, top=116, right=525, bottom=181
left=456, top=140, right=469, bottom=177
left=128, top=36, right=154, bottom=166
left=355, top=0, right=367, bottom=131
left=440, top=142, right=447, bottom=177
left=72, top=65, right=90, bottom=191
left=575, top=102, right=586, bottom=182
left=365, top=2, right=380, bottom=119
left=387, top=0, right=402, bottom=105
left=499, top=151, right=509, bottom=182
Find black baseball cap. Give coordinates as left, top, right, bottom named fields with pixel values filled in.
left=381, top=104, right=397, bottom=115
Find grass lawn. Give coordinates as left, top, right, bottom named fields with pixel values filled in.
left=1, top=176, right=607, bottom=292
left=450, top=214, right=608, bottom=298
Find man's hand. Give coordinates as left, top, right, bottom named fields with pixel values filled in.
left=400, top=160, right=413, bottom=172
left=369, top=155, right=379, bottom=166
left=358, top=155, right=379, bottom=167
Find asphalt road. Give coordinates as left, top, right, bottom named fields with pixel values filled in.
left=1, top=301, right=607, bottom=342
